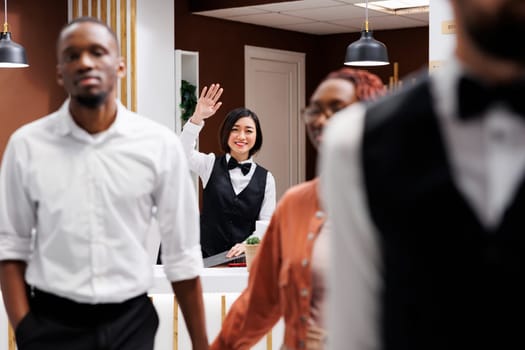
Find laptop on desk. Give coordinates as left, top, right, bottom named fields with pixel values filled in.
left=203, top=251, right=246, bottom=268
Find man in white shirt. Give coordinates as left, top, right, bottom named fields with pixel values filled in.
left=321, top=1, right=525, bottom=349
left=0, top=17, right=208, bottom=350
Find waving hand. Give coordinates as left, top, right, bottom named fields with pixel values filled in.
left=190, top=83, right=224, bottom=125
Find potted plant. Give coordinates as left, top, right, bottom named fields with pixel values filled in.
left=244, top=236, right=261, bottom=271
left=179, top=80, right=197, bottom=123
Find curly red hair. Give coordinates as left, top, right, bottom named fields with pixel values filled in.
left=325, top=68, right=386, bottom=102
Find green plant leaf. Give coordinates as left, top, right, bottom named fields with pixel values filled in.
left=245, top=236, right=261, bottom=245
left=180, top=80, right=197, bottom=122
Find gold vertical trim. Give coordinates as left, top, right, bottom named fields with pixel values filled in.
left=120, top=0, right=128, bottom=107
left=221, top=295, right=226, bottom=322
left=110, top=0, right=117, bottom=32
left=110, top=0, right=117, bottom=100
left=130, top=0, right=137, bottom=112
left=266, top=332, right=273, bottom=350
left=91, top=0, right=98, bottom=17
left=393, top=62, right=399, bottom=85
left=70, top=0, right=136, bottom=111
left=82, top=0, right=89, bottom=16
left=100, top=0, right=107, bottom=23
left=72, top=0, right=79, bottom=19
left=8, top=324, right=15, bottom=350
left=173, top=296, right=179, bottom=350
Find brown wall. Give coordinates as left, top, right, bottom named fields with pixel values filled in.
left=0, top=0, right=68, bottom=159
left=175, top=0, right=429, bottom=179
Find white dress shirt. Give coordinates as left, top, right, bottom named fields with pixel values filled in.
left=180, top=120, right=276, bottom=222
left=0, top=100, right=203, bottom=304
left=320, top=58, right=525, bottom=350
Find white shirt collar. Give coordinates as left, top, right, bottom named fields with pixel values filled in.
left=54, top=99, right=128, bottom=141
left=226, top=153, right=254, bottom=164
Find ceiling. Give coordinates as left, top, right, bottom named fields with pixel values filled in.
left=192, top=0, right=429, bottom=35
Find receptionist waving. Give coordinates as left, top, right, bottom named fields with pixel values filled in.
left=180, top=84, right=276, bottom=258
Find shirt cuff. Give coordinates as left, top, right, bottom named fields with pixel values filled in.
left=253, top=220, right=270, bottom=239
left=0, top=233, right=32, bottom=261
left=162, top=245, right=204, bottom=282
left=184, top=119, right=204, bottom=133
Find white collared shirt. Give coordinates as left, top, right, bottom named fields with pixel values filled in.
left=180, top=120, right=276, bottom=222
left=321, top=58, right=525, bottom=350
left=0, top=100, right=203, bottom=303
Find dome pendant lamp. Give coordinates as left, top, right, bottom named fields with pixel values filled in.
left=0, top=0, right=29, bottom=68
left=344, top=0, right=389, bottom=66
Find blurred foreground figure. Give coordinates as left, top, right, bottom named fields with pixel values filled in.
left=322, top=0, right=525, bottom=349
left=0, top=17, right=208, bottom=350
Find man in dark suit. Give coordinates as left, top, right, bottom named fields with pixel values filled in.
left=322, top=0, right=525, bottom=349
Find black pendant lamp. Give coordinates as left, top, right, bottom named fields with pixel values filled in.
left=344, top=0, right=389, bottom=66
left=0, top=0, right=29, bottom=68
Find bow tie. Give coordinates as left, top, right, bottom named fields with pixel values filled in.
left=227, top=157, right=252, bottom=176
left=458, top=76, right=525, bottom=120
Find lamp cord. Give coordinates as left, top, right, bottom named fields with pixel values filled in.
left=365, top=0, right=368, bottom=23
left=3, top=0, right=7, bottom=33
left=365, top=0, right=369, bottom=32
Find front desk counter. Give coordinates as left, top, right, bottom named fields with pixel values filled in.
left=151, top=265, right=284, bottom=350
left=0, top=266, right=284, bottom=350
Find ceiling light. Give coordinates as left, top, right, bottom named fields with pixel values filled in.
left=0, top=0, right=29, bottom=68
left=344, top=0, right=389, bottom=67
left=355, top=0, right=429, bottom=15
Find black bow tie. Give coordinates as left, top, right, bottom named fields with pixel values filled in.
left=458, top=76, right=525, bottom=120
left=227, top=157, right=252, bottom=176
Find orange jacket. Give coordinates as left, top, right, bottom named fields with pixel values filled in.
left=211, top=178, right=326, bottom=350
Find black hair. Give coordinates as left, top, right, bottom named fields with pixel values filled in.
left=57, top=16, right=119, bottom=54
left=218, top=107, right=263, bottom=157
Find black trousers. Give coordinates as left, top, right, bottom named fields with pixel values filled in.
left=15, top=288, right=159, bottom=350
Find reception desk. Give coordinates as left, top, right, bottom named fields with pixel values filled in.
left=0, top=266, right=284, bottom=350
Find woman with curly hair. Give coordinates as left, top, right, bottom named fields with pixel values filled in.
left=210, top=68, right=386, bottom=350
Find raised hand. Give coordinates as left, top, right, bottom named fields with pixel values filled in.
left=190, top=83, right=224, bottom=125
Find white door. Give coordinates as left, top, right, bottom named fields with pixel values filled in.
left=245, top=45, right=306, bottom=200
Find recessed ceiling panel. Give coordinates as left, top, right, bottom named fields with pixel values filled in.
left=285, top=4, right=372, bottom=21
left=232, top=12, right=313, bottom=27
left=254, top=0, right=346, bottom=12
left=193, top=0, right=429, bottom=34
left=196, top=7, right=270, bottom=18
left=279, top=21, right=359, bottom=35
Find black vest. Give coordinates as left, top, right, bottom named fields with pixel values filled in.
left=362, top=77, right=525, bottom=350
left=200, top=155, right=267, bottom=257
